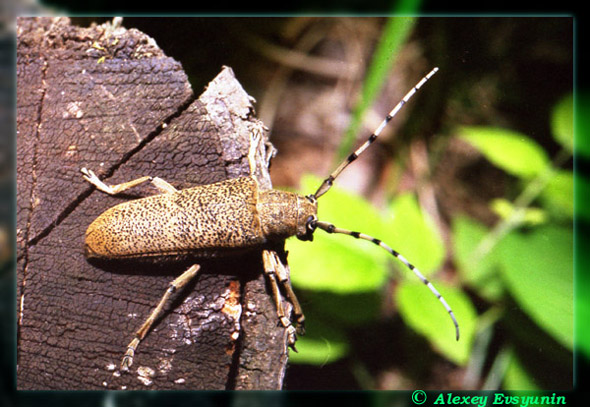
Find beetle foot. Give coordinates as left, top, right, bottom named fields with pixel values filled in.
left=286, top=325, right=298, bottom=352
left=295, top=320, right=305, bottom=336
left=120, top=337, right=139, bottom=372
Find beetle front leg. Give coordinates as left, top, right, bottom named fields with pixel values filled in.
left=262, top=250, right=305, bottom=349
left=81, top=167, right=178, bottom=195
left=121, top=264, right=201, bottom=371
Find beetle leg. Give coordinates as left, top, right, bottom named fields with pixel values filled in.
left=121, top=264, right=200, bottom=371
left=262, top=250, right=305, bottom=349
left=262, top=250, right=297, bottom=348
left=270, top=251, right=305, bottom=336
left=150, top=177, right=179, bottom=194
left=81, top=167, right=178, bottom=195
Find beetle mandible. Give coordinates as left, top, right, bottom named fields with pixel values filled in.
left=81, top=67, right=459, bottom=371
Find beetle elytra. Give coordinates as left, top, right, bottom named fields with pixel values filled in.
left=82, top=67, right=458, bottom=371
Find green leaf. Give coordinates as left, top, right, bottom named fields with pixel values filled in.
left=452, top=216, right=505, bottom=301
left=289, top=336, right=350, bottom=365
left=503, top=353, right=539, bottom=390
left=551, top=93, right=573, bottom=152
left=458, top=126, right=550, bottom=179
left=387, top=193, right=445, bottom=275
left=540, top=170, right=574, bottom=219
left=397, top=280, right=477, bottom=365
left=496, top=226, right=574, bottom=349
left=288, top=318, right=350, bottom=365
left=287, top=229, right=389, bottom=293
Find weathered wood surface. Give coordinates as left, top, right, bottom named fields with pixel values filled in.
left=16, top=17, right=289, bottom=390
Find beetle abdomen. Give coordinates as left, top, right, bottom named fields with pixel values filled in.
left=85, top=177, right=266, bottom=259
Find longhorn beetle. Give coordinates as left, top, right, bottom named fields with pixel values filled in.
left=81, top=67, right=458, bottom=372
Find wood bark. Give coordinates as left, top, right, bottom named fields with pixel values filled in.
left=16, top=17, right=289, bottom=390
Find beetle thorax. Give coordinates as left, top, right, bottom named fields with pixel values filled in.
left=257, top=190, right=317, bottom=241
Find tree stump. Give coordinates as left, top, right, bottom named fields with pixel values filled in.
left=16, top=17, right=290, bottom=390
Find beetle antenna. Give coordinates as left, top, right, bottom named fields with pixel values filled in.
left=313, top=67, right=439, bottom=200
left=313, top=219, right=460, bottom=341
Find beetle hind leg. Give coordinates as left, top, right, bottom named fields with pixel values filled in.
left=120, top=264, right=201, bottom=371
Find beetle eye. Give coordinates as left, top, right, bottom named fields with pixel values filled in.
left=297, top=215, right=317, bottom=242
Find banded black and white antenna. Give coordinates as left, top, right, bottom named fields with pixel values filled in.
left=307, top=67, right=460, bottom=341
left=313, top=67, right=439, bottom=199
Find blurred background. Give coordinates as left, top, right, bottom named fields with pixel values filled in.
left=5, top=9, right=584, bottom=402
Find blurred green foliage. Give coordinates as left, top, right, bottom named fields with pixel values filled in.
left=285, top=92, right=575, bottom=390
